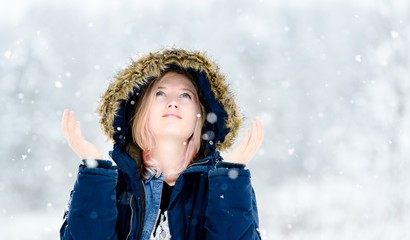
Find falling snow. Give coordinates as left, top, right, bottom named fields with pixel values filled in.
left=206, top=112, right=217, bottom=124
left=2, top=1, right=410, bottom=240
left=228, top=169, right=239, bottom=179
left=4, top=50, right=11, bottom=58
left=90, top=211, right=98, bottom=219
left=391, top=31, right=399, bottom=38
left=202, top=130, right=215, bottom=141
left=85, top=159, right=98, bottom=168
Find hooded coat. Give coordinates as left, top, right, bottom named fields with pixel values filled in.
left=60, top=48, right=261, bottom=240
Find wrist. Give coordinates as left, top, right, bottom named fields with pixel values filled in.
left=216, top=161, right=246, bottom=169
left=82, top=159, right=114, bottom=169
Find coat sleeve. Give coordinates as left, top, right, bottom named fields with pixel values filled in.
left=205, top=161, right=261, bottom=239
left=60, top=159, right=119, bottom=240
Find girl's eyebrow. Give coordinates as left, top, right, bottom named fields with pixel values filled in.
left=157, top=86, right=196, bottom=95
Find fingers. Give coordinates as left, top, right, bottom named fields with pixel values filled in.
left=253, top=117, right=264, bottom=144
left=247, top=119, right=259, bottom=154
left=259, top=118, right=264, bottom=142
left=244, top=117, right=264, bottom=159
left=237, top=128, right=250, bottom=151
left=75, top=121, right=82, bottom=137
left=254, top=117, right=264, bottom=148
left=68, top=111, right=75, bottom=138
left=61, top=109, right=69, bottom=138
left=62, top=110, right=84, bottom=145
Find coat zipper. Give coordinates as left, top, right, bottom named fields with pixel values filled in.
left=137, top=180, right=145, bottom=240
left=124, top=159, right=212, bottom=239
left=187, top=159, right=209, bottom=168
left=152, top=207, right=162, bottom=237
left=126, top=193, right=134, bottom=240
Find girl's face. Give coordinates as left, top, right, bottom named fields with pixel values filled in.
left=148, top=72, right=201, bottom=141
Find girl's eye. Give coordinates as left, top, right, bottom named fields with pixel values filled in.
left=181, top=93, right=192, bottom=99
left=156, top=91, right=165, bottom=96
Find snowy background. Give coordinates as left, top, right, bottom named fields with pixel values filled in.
left=1, top=0, right=409, bottom=239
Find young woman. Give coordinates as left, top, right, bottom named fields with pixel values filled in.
left=60, top=48, right=264, bottom=240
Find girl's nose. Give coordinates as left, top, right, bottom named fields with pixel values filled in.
left=167, top=101, right=178, bottom=109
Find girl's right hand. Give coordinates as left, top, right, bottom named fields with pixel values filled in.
left=61, top=109, right=103, bottom=160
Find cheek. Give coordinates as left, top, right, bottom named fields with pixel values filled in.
left=149, top=102, right=161, bottom=115
left=187, top=106, right=201, bottom=127
left=147, top=105, right=161, bottom=124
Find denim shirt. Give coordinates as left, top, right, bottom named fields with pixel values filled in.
left=141, top=174, right=164, bottom=240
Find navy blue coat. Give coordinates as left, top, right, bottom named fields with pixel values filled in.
left=60, top=49, right=262, bottom=239
left=60, top=149, right=261, bottom=239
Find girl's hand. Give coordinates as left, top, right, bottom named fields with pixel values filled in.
left=61, top=109, right=103, bottom=160
left=223, top=117, right=264, bottom=165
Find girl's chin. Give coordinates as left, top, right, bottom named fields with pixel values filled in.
left=153, top=131, right=192, bottom=141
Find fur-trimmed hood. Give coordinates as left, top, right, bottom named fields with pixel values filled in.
left=98, top=48, right=242, bottom=154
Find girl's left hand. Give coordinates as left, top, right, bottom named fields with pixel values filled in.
left=223, top=117, right=264, bottom=165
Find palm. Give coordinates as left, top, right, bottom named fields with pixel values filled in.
left=224, top=117, right=264, bottom=165
left=61, top=110, right=103, bottom=160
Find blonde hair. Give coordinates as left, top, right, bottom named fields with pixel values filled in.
left=130, top=70, right=206, bottom=179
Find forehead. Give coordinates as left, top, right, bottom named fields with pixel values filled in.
left=158, top=72, right=197, bottom=92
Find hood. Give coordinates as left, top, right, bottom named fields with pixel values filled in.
left=98, top=48, right=242, bottom=154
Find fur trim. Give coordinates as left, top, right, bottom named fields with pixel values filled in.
left=98, top=48, right=242, bottom=152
